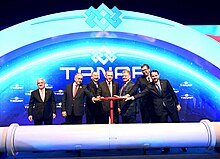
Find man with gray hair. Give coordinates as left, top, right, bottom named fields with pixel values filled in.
left=61, top=73, right=97, bottom=124
left=28, top=78, right=56, bottom=125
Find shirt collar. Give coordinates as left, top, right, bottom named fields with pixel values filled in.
left=73, top=82, right=78, bottom=87
left=39, top=88, right=45, bottom=92
left=124, top=80, right=131, bottom=85
left=92, top=80, right=98, bottom=84
left=106, top=80, right=112, bottom=84
left=155, top=80, right=160, bottom=86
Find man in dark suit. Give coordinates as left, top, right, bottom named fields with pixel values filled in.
left=128, top=70, right=181, bottom=123
left=126, top=70, right=187, bottom=153
left=97, top=70, right=119, bottom=124
left=129, top=64, right=155, bottom=123
left=28, top=78, right=56, bottom=125
left=118, top=70, right=137, bottom=123
left=85, top=71, right=102, bottom=124
left=61, top=73, right=97, bottom=124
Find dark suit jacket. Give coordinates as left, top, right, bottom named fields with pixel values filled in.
left=97, top=80, right=119, bottom=112
left=28, top=89, right=56, bottom=120
left=119, top=80, right=137, bottom=116
left=134, top=79, right=179, bottom=116
left=62, top=83, right=93, bottom=116
left=85, top=80, right=102, bottom=116
left=129, top=75, right=153, bottom=110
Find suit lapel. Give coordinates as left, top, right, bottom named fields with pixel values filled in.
left=44, top=89, right=47, bottom=101
left=160, top=81, right=164, bottom=94
left=112, top=81, right=117, bottom=96
left=70, top=83, right=74, bottom=98
left=92, top=81, right=98, bottom=90
left=112, top=81, right=115, bottom=94
left=44, top=89, right=49, bottom=101
left=36, top=90, right=43, bottom=102
left=89, top=81, right=98, bottom=96
left=153, top=85, right=159, bottom=95
left=121, top=81, right=129, bottom=95
left=36, top=89, right=46, bottom=102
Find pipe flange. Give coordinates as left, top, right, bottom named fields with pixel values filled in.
left=6, top=123, right=19, bottom=156
left=200, top=119, right=216, bottom=150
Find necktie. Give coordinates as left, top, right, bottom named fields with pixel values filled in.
left=40, top=89, right=45, bottom=102
left=94, top=82, right=98, bottom=88
left=155, top=84, right=162, bottom=95
left=120, top=83, right=126, bottom=96
left=147, top=77, right=151, bottom=82
left=73, top=85, right=78, bottom=97
left=108, top=82, right=112, bottom=96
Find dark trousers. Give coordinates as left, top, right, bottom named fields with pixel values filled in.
left=113, top=109, right=119, bottom=124
left=34, top=118, right=52, bottom=125
left=65, top=114, right=82, bottom=124
left=140, top=105, right=157, bottom=123
left=101, top=111, right=119, bottom=124
left=158, top=107, right=183, bottom=151
left=157, top=107, right=180, bottom=123
left=121, top=115, right=136, bottom=123
left=101, top=112, right=110, bottom=124
left=86, top=106, right=102, bottom=124
left=86, top=114, right=102, bottom=124
left=140, top=106, right=150, bottom=123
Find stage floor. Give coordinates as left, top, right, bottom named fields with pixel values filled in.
left=2, top=148, right=220, bottom=159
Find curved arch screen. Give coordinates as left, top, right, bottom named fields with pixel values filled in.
left=0, top=4, right=220, bottom=126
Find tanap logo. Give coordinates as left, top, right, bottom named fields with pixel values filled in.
left=10, top=84, right=24, bottom=90
left=91, top=46, right=117, bottom=65
left=45, top=83, right=53, bottom=89
left=85, top=3, right=122, bottom=30
left=180, top=81, right=193, bottom=87
left=180, top=94, right=194, bottom=99
left=10, top=97, right=24, bottom=103
left=54, top=90, right=64, bottom=96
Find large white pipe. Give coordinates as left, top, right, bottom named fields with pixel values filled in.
left=0, top=120, right=219, bottom=156
left=0, top=127, right=8, bottom=152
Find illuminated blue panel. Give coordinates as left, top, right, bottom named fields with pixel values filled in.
left=0, top=4, right=219, bottom=126
left=1, top=5, right=220, bottom=69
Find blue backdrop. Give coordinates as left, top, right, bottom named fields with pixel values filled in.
left=0, top=4, right=220, bottom=126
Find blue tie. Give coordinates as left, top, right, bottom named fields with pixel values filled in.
left=155, top=84, right=162, bottom=95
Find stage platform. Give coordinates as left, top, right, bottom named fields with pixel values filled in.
left=2, top=148, right=220, bottom=159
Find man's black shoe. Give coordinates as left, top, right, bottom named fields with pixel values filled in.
left=181, top=147, right=187, bottom=152
left=161, top=148, right=170, bottom=153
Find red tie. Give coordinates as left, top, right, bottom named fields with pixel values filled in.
left=120, top=83, right=126, bottom=96
left=73, top=85, right=78, bottom=97
left=108, top=82, right=112, bottom=96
